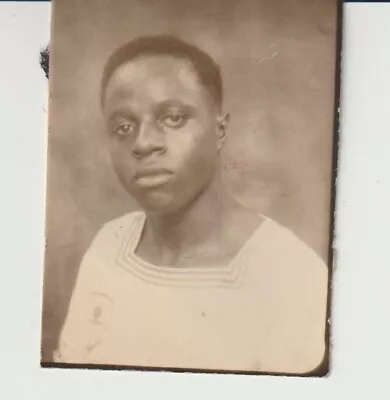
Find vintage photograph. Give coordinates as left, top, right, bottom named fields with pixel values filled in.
left=42, top=0, right=340, bottom=375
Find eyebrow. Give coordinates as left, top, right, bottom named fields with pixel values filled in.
left=156, top=100, right=195, bottom=112
left=106, top=99, right=195, bottom=120
left=106, top=109, right=138, bottom=125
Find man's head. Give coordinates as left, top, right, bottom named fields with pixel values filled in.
left=101, top=35, right=229, bottom=214
left=101, top=35, right=223, bottom=110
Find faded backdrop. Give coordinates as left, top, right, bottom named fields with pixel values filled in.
left=42, top=0, right=339, bottom=361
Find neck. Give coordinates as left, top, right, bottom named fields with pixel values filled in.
left=142, top=176, right=236, bottom=265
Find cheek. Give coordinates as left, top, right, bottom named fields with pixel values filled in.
left=170, top=121, right=218, bottom=177
left=108, top=140, right=135, bottom=179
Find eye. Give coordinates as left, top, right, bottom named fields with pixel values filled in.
left=114, top=121, right=136, bottom=137
left=160, top=114, right=187, bottom=129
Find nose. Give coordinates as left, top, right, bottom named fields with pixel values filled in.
left=132, top=120, right=166, bottom=158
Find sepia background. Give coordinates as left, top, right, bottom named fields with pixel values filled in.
left=42, top=0, right=338, bottom=361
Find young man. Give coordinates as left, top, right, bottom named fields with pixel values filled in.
left=54, top=35, right=328, bottom=374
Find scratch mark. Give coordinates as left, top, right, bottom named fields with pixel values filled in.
left=257, top=51, right=278, bottom=65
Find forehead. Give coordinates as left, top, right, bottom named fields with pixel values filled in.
left=104, top=55, right=208, bottom=107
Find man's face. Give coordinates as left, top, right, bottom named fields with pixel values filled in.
left=103, top=55, right=223, bottom=213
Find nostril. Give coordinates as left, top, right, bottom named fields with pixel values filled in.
left=132, top=123, right=166, bottom=157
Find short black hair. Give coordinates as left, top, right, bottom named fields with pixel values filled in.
left=100, top=35, right=223, bottom=109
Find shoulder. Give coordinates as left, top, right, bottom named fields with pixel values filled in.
left=71, top=211, right=145, bottom=293
left=259, top=217, right=329, bottom=305
left=99, top=210, right=145, bottom=235
left=82, top=211, right=145, bottom=263
left=257, top=218, right=329, bottom=374
left=260, top=217, right=328, bottom=276
left=92, top=211, right=145, bottom=245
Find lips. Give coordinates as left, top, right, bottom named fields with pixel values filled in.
left=134, top=167, right=173, bottom=188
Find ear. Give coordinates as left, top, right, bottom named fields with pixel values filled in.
left=216, top=112, right=230, bottom=151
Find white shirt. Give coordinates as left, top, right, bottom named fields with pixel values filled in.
left=55, top=211, right=328, bottom=374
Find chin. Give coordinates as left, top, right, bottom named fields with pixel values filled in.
left=134, top=191, right=185, bottom=215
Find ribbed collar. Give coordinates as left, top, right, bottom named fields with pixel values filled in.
left=115, top=212, right=270, bottom=288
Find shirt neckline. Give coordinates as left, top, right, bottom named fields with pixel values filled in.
left=115, top=212, right=271, bottom=288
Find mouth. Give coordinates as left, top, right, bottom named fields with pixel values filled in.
left=134, top=168, right=173, bottom=188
